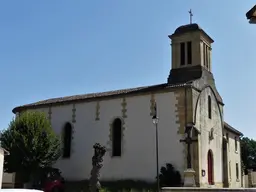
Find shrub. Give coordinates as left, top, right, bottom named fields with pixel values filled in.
left=157, top=163, right=182, bottom=187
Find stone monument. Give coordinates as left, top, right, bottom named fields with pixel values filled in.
left=180, top=123, right=197, bottom=187
left=89, top=143, right=106, bottom=192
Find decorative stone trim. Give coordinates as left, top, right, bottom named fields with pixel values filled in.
left=174, top=88, right=193, bottom=134
left=107, top=117, right=125, bottom=157
left=95, top=101, right=100, bottom=121
left=121, top=98, right=127, bottom=118
left=150, top=94, right=155, bottom=116
left=48, top=106, right=52, bottom=121
left=72, top=104, right=76, bottom=123
left=174, top=88, right=195, bottom=173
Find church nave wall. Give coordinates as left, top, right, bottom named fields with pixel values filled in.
left=23, top=91, right=185, bottom=182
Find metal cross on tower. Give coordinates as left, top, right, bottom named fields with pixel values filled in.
left=189, top=9, right=193, bottom=24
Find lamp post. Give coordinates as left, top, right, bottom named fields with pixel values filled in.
left=152, top=102, right=160, bottom=192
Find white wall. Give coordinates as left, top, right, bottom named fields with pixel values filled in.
left=194, top=87, right=223, bottom=186
left=223, top=129, right=242, bottom=188
left=0, top=148, right=5, bottom=189
left=30, top=91, right=184, bottom=182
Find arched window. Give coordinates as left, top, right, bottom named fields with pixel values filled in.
left=207, top=150, right=214, bottom=185
left=63, top=122, right=72, bottom=158
left=208, top=96, right=212, bottom=119
left=112, top=118, right=122, bottom=157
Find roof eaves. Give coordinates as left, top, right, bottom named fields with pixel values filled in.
left=12, top=82, right=191, bottom=113
left=224, top=122, right=243, bottom=136
left=246, top=5, right=256, bottom=19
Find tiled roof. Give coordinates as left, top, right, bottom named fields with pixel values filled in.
left=169, top=23, right=214, bottom=43
left=246, top=5, right=256, bottom=19
left=224, top=122, right=243, bottom=136
left=12, top=82, right=191, bottom=113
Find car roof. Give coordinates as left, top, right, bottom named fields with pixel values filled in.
left=0, top=189, right=43, bottom=192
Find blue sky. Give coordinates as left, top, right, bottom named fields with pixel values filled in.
left=0, top=1, right=255, bottom=137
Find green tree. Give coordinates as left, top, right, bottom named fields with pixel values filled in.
left=241, top=137, right=256, bottom=173
left=0, top=111, right=62, bottom=181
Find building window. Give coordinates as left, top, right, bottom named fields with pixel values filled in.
left=187, top=41, right=192, bottom=64
left=226, top=133, right=229, bottom=143
left=208, top=96, right=212, bottom=119
left=236, top=163, right=239, bottom=180
left=235, top=137, right=238, bottom=152
left=206, top=46, right=209, bottom=69
left=180, top=42, right=185, bottom=66
left=63, top=122, right=72, bottom=158
left=112, top=118, right=122, bottom=157
left=229, top=161, right=231, bottom=180
left=203, top=44, right=208, bottom=68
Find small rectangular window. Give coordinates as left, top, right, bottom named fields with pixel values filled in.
left=187, top=41, right=192, bottom=64
left=180, top=42, right=185, bottom=66
left=236, top=163, right=239, bottom=180
left=229, top=161, right=231, bottom=179
left=235, top=137, right=238, bottom=152
left=226, top=133, right=229, bottom=143
left=205, top=45, right=209, bottom=68
left=208, top=96, right=212, bottom=119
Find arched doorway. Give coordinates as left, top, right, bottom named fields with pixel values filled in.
left=208, top=150, right=214, bottom=185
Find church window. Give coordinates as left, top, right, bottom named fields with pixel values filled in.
left=226, top=133, right=229, bottom=143
left=63, top=122, right=72, bottom=158
left=235, top=137, right=238, bottom=152
left=208, top=96, right=212, bottom=119
left=236, top=163, right=239, bottom=180
left=206, top=46, right=209, bottom=68
left=229, top=161, right=231, bottom=179
left=180, top=42, right=185, bottom=65
left=203, top=43, right=209, bottom=69
left=187, top=41, right=192, bottom=64
left=112, top=118, right=122, bottom=157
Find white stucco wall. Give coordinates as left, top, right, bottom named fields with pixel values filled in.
left=194, top=87, right=223, bottom=186
left=0, top=148, right=5, bottom=189
left=29, top=91, right=185, bottom=182
left=223, top=129, right=242, bottom=188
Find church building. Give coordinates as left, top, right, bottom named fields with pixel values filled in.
left=12, top=23, right=243, bottom=188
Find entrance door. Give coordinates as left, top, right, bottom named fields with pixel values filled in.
left=208, top=150, right=214, bottom=185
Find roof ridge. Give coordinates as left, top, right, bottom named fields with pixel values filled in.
left=12, top=82, right=192, bottom=113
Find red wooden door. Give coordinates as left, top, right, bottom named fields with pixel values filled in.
left=208, top=150, right=214, bottom=185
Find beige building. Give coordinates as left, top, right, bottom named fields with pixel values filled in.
left=12, top=23, right=243, bottom=188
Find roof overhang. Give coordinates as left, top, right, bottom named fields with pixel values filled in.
left=246, top=5, right=256, bottom=24
left=224, top=122, right=243, bottom=136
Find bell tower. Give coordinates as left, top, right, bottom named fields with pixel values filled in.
left=167, top=22, right=214, bottom=83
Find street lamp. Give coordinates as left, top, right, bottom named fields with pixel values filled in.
left=152, top=102, right=160, bottom=192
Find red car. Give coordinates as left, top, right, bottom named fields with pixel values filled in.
left=33, top=168, right=65, bottom=192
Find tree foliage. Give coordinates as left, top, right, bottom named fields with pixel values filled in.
left=0, top=111, right=61, bottom=179
left=157, top=163, right=181, bottom=187
left=241, top=137, right=256, bottom=173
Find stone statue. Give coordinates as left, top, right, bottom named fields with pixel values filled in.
left=89, top=143, right=106, bottom=192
